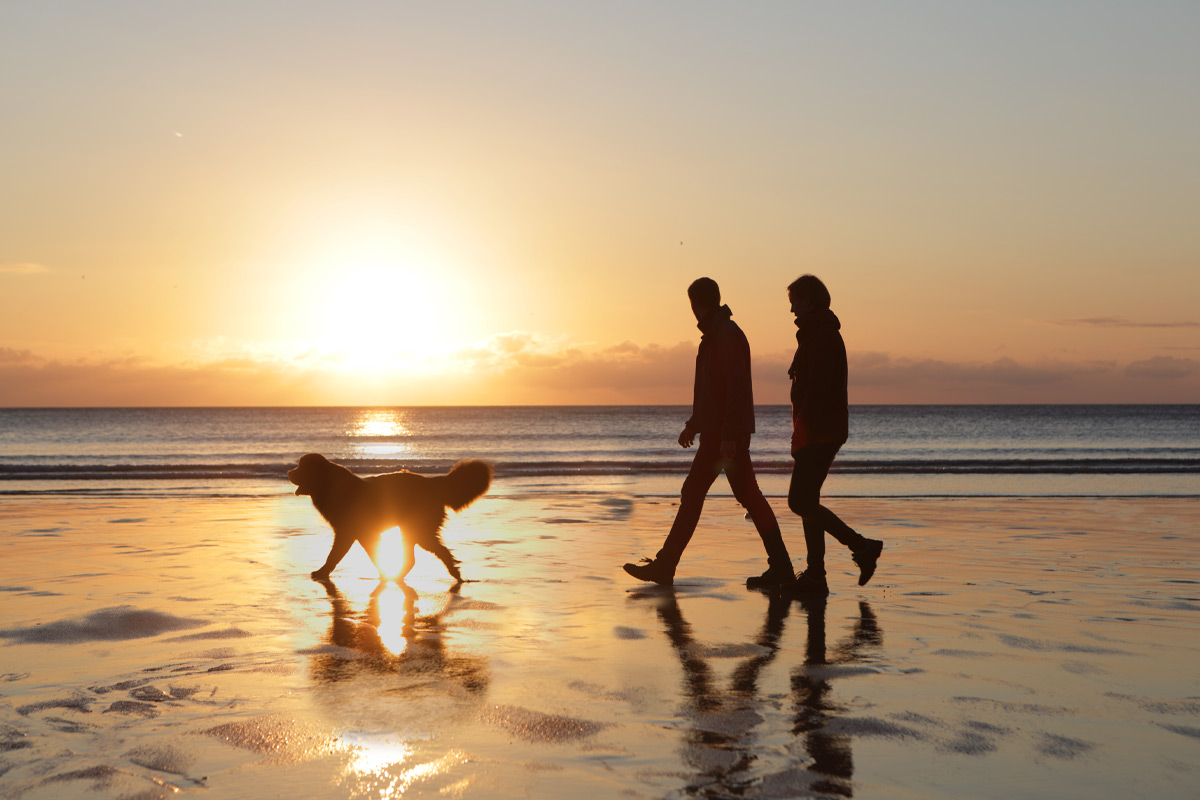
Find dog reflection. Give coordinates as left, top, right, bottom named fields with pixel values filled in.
left=639, top=591, right=881, bottom=796
left=309, top=578, right=488, bottom=695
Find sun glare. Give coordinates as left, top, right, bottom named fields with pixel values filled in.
left=289, top=231, right=462, bottom=373
left=352, top=409, right=410, bottom=438
left=322, top=260, right=452, bottom=370
left=342, top=733, right=468, bottom=796
left=376, top=531, right=407, bottom=580
left=375, top=532, right=457, bottom=587
left=348, top=409, right=412, bottom=456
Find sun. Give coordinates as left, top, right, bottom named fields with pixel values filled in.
left=309, top=252, right=456, bottom=371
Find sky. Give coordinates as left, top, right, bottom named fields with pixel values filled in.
left=2, top=1, right=1198, bottom=405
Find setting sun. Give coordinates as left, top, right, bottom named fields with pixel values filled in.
left=305, top=255, right=456, bottom=372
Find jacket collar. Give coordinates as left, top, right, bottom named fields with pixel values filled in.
left=698, top=304, right=733, bottom=336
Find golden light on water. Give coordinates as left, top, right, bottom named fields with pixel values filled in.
left=349, top=409, right=412, bottom=458
left=341, top=734, right=469, bottom=796
left=345, top=736, right=414, bottom=780
left=373, top=582, right=411, bottom=655
left=351, top=409, right=409, bottom=439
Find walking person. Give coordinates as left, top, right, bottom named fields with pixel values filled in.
left=785, top=275, right=883, bottom=594
left=623, top=278, right=794, bottom=588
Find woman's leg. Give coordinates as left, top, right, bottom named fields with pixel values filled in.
left=788, top=443, right=863, bottom=574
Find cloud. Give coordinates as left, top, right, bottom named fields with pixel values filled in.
left=1124, top=356, right=1200, bottom=380
left=848, top=352, right=1114, bottom=387
left=3, top=341, right=1199, bottom=406
left=0, top=263, right=51, bottom=275
left=837, top=351, right=1200, bottom=403
left=447, top=333, right=697, bottom=402
left=1053, top=317, right=1200, bottom=329
left=0, top=347, right=38, bottom=364
left=0, top=352, right=325, bottom=407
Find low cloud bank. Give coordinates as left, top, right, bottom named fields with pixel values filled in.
left=1, top=340, right=1197, bottom=406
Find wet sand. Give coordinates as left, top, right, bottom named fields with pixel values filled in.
left=1, top=491, right=1198, bottom=798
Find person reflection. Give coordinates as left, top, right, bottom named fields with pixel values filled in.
left=640, top=590, right=791, bottom=793
left=639, top=591, right=882, bottom=797
left=790, top=597, right=881, bottom=797
left=309, top=578, right=488, bottom=694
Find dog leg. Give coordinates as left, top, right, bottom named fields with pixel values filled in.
left=423, top=540, right=463, bottom=584
left=398, top=541, right=417, bottom=581
left=361, top=537, right=387, bottom=582
left=312, top=532, right=356, bottom=580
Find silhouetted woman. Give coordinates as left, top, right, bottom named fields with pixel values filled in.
left=786, top=275, right=883, bottom=593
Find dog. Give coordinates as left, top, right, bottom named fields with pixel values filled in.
left=288, top=454, right=492, bottom=584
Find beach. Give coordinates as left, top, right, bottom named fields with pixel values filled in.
left=1, top=490, right=1197, bottom=799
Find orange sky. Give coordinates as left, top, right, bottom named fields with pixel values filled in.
left=2, top=3, right=1198, bottom=405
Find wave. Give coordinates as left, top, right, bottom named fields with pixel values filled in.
left=2, top=456, right=1199, bottom=482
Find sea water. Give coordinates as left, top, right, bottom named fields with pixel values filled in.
left=0, top=405, right=1197, bottom=497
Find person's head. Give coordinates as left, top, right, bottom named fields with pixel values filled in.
left=687, top=277, right=721, bottom=321
left=787, top=274, right=830, bottom=316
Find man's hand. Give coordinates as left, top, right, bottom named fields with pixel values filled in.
left=678, top=428, right=696, bottom=448
left=720, top=439, right=736, bottom=461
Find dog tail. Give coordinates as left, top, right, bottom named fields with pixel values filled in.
left=439, top=459, right=493, bottom=511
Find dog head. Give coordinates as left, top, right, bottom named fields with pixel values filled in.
left=288, top=453, right=334, bottom=496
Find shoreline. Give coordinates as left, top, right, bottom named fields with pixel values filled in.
left=1, top=493, right=1198, bottom=798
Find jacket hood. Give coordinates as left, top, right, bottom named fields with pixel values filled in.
left=795, top=307, right=841, bottom=337
left=789, top=308, right=841, bottom=378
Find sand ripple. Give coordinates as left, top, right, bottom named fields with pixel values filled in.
left=0, top=606, right=206, bottom=644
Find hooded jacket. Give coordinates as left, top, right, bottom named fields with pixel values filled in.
left=685, top=304, right=756, bottom=439
left=789, top=308, right=849, bottom=452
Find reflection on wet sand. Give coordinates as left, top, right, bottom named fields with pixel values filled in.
left=791, top=596, right=881, bottom=797
left=306, top=579, right=491, bottom=794
left=636, top=590, right=882, bottom=797
left=310, top=578, right=488, bottom=694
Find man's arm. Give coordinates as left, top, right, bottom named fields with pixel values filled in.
left=678, top=426, right=696, bottom=448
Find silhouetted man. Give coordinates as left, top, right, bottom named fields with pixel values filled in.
left=785, top=275, right=882, bottom=594
left=624, top=278, right=793, bottom=587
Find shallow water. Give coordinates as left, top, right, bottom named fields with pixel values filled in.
left=0, top=494, right=1198, bottom=798
left=3, top=405, right=1198, bottom=498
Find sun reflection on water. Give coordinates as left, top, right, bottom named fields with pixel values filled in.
left=341, top=733, right=468, bottom=797
left=349, top=409, right=411, bottom=458
left=351, top=410, right=409, bottom=438
left=373, top=582, right=411, bottom=655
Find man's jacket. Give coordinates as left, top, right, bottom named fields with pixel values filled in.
left=685, top=305, right=756, bottom=440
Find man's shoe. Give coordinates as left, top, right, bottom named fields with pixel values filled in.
left=852, top=539, right=884, bottom=586
left=789, top=569, right=830, bottom=595
left=623, top=558, right=674, bottom=586
left=746, top=563, right=795, bottom=590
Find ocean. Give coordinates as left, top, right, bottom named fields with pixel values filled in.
left=1, top=405, right=1198, bottom=498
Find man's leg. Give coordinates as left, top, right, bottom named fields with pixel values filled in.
left=656, top=437, right=722, bottom=568
left=725, top=439, right=792, bottom=574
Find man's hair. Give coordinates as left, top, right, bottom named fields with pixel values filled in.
left=687, top=277, right=721, bottom=308
left=787, top=274, right=831, bottom=309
